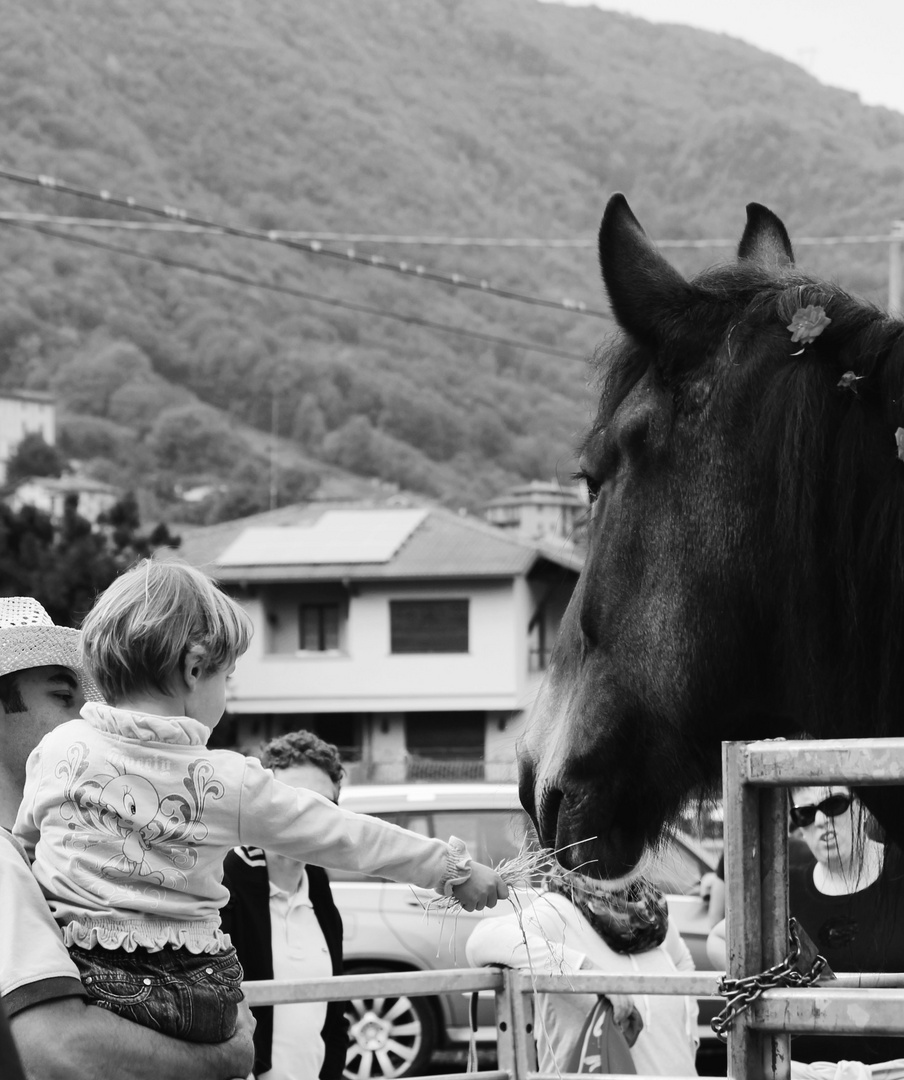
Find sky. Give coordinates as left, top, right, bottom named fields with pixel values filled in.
left=547, top=1, right=904, bottom=116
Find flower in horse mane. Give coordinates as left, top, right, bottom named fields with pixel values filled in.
left=837, top=371, right=864, bottom=394
left=787, top=305, right=831, bottom=345
left=896, top=428, right=904, bottom=463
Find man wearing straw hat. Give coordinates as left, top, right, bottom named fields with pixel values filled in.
left=0, top=596, right=255, bottom=1079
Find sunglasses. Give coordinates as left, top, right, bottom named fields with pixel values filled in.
left=789, top=793, right=853, bottom=829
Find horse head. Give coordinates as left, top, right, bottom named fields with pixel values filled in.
left=519, top=194, right=904, bottom=880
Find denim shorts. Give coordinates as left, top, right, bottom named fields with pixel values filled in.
left=69, top=943, right=244, bottom=1043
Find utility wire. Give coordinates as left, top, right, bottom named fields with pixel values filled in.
left=1, top=219, right=592, bottom=362
left=0, top=171, right=608, bottom=318
left=0, top=211, right=896, bottom=249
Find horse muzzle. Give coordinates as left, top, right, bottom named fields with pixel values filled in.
left=518, top=752, right=649, bottom=882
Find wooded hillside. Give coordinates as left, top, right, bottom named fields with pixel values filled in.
left=2, top=0, right=902, bottom=521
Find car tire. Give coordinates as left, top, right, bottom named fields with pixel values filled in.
left=343, top=965, right=439, bottom=1080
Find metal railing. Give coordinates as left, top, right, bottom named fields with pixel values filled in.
left=243, top=966, right=723, bottom=1079
left=243, top=737, right=904, bottom=1079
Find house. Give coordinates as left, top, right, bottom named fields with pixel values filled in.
left=483, top=479, right=586, bottom=544
left=6, top=474, right=121, bottom=523
left=0, top=390, right=55, bottom=483
left=174, top=500, right=583, bottom=783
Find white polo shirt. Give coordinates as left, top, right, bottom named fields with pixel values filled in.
left=260, top=868, right=334, bottom=1080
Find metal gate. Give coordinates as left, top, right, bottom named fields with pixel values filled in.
left=245, top=736, right=904, bottom=1079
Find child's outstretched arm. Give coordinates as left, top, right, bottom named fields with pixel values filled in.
left=240, top=757, right=511, bottom=897
left=450, top=860, right=509, bottom=912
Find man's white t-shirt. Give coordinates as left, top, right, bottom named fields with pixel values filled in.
left=0, top=828, right=85, bottom=1015
left=260, top=869, right=334, bottom=1080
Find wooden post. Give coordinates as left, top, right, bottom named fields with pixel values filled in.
left=890, top=221, right=904, bottom=317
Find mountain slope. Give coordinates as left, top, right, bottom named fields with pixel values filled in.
left=1, top=0, right=902, bottom=519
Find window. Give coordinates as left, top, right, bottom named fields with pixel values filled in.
left=390, top=599, right=469, bottom=654
left=299, top=603, right=340, bottom=652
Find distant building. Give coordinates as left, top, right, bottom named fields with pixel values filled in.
left=0, top=391, right=56, bottom=483
left=172, top=500, right=584, bottom=784
left=483, top=479, right=586, bottom=544
left=7, top=474, right=120, bottom=523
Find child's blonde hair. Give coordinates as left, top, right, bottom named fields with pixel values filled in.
left=80, top=558, right=253, bottom=704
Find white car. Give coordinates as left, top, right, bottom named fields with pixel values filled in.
left=333, top=783, right=720, bottom=1080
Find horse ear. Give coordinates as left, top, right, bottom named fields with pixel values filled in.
left=738, top=203, right=795, bottom=267
left=598, top=193, right=694, bottom=346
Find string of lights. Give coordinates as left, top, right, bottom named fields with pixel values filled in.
left=0, top=170, right=608, bottom=318
left=1, top=218, right=592, bottom=362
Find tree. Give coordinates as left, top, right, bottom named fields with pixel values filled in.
left=146, top=404, right=250, bottom=475
left=5, top=433, right=65, bottom=483
left=0, top=493, right=180, bottom=627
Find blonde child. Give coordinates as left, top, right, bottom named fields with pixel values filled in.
left=14, top=559, right=507, bottom=1043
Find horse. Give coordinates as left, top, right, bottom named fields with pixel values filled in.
left=518, top=194, right=904, bottom=882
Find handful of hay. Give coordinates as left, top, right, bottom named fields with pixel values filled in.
left=417, top=842, right=583, bottom=916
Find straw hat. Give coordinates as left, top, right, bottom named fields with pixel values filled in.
left=0, top=597, right=103, bottom=701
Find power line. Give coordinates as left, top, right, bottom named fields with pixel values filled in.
left=0, top=172, right=609, bottom=318
left=0, top=210, right=895, bottom=249
left=1, top=219, right=591, bottom=362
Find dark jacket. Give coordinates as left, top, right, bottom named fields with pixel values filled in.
left=221, top=847, right=348, bottom=1080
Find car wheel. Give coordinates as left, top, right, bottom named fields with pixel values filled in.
left=343, top=966, right=439, bottom=1080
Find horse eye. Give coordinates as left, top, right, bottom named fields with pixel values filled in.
left=573, top=469, right=601, bottom=505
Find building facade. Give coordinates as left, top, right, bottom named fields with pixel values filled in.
left=176, top=501, right=583, bottom=783
left=7, top=474, right=120, bottom=522
left=0, top=391, right=55, bottom=483
left=483, top=479, right=586, bottom=544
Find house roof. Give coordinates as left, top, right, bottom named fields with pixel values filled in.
left=483, top=479, right=585, bottom=511
left=12, top=474, right=119, bottom=496
left=0, top=389, right=55, bottom=405
left=171, top=500, right=584, bottom=582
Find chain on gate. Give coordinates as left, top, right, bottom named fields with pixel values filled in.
left=711, top=916, right=828, bottom=1042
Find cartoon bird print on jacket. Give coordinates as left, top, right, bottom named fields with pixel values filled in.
left=56, top=741, right=225, bottom=890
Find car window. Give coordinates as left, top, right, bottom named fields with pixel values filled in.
left=326, top=806, right=536, bottom=884
left=326, top=811, right=433, bottom=883
left=378, top=812, right=431, bottom=836
left=430, top=809, right=534, bottom=867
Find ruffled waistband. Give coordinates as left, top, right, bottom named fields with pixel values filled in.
left=62, top=917, right=230, bottom=955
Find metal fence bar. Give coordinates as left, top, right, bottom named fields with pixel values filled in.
left=421, top=1074, right=507, bottom=1080
left=243, top=966, right=503, bottom=1006
left=744, top=738, right=904, bottom=784
left=751, top=987, right=904, bottom=1032
left=518, top=972, right=720, bottom=996
left=241, top=965, right=708, bottom=1078
left=724, top=740, right=768, bottom=1078
left=505, top=967, right=536, bottom=1080
left=831, top=973, right=904, bottom=987
left=724, top=736, right=904, bottom=1079
left=758, top=785, right=791, bottom=1078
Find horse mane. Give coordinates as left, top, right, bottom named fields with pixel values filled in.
left=590, top=260, right=904, bottom=740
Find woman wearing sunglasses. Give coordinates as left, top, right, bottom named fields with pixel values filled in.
left=711, top=786, right=904, bottom=1066
left=785, top=784, right=904, bottom=1065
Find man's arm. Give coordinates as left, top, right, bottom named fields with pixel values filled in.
left=11, top=996, right=255, bottom=1080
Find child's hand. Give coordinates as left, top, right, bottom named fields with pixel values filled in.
left=451, top=860, right=509, bottom=911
